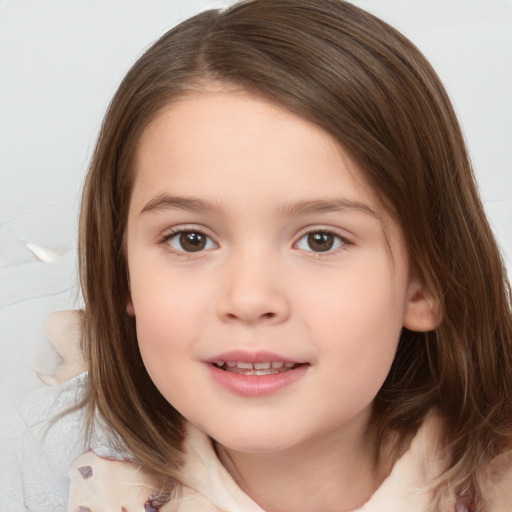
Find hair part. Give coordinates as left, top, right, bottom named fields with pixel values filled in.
left=79, top=0, right=512, bottom=506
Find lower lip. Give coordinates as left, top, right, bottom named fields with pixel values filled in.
left=206, top=363, right=309, bottom=397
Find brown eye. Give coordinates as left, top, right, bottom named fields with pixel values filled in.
left=296, top=231, right=345, bottom=253
left=308, top=232, right=334, bottom=252
left=167, top=231, right=216, bottom=253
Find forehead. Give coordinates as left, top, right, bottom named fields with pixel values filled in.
left=131, top=90, right=376, bottom=203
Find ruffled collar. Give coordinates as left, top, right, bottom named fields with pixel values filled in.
left=176, top=413, right=447, bottom=512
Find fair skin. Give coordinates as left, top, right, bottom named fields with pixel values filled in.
left=125, top=88, right=438, bottom=512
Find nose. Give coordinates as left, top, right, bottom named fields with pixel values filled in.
left=216, top=251, right=290, bottom=326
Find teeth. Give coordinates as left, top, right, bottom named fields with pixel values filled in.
left=213, top=360, right=298, bottom=373
left=253, top=362, right=271, bottom=370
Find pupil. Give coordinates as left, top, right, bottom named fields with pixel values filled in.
left=180, top=232, right=206, bottom=252
left=308, top=232, right=334, bottom=252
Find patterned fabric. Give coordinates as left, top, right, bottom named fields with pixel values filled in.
left=0, top=376, right=451, bottom=512
left=2, top=371, right=511, bottom=511
left=0, top=372, right=168, bottom=512
left=0, top=374, right=89, bottom=511
left=68, top=451, right=160, bottom=511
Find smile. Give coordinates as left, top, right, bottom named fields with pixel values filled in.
left=213, top=361, right=298, bottom=375
left=205, top=352, right=309, bottom=396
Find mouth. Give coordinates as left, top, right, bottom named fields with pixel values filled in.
left=211, top=360, right=303, bottom=376
left=205, top=353, right=309, bottom=396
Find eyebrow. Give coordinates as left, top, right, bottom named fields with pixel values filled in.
left=140, top=194, right=221, bottom=215
left=140, top=194, right=378, bottom=219
left=276, top=198, right=379, bottom=219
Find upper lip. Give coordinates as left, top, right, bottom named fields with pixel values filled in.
left=204, top=350, right=304, bottom=365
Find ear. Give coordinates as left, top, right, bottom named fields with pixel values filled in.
left=126, top=298, right=135, bottom=317
left=403, top=278, right=441, bottom=332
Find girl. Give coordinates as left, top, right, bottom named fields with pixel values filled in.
left=4, top=0, right=512, bottom=511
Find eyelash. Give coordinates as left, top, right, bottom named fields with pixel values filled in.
left=160, top=228, right=351, bottom=257
left=294, top=229, right=350, bottom=257
left=161, top=228, right=217, bottom=257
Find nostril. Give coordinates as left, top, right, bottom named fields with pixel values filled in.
left=261, top=312, right=276, bottom=319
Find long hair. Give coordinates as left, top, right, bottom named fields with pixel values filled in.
left=79, top=0, right=512, bottom=505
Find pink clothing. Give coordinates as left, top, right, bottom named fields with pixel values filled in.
left=4, top=374, right=511, bottom=511
left=67, top=414, right=466, bottom=512
left=162, top=415, right=445, bottom=511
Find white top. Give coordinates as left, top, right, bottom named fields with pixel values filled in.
left=3, top=373, right=511, bottom=511
left=163, top=413, right=447, bottom=512
left=0, top=373, right=449, bottom=511
left=0, top=374, right=90, bottom=511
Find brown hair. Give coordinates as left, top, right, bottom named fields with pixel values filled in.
left=79, top=0, right=512, bottom=507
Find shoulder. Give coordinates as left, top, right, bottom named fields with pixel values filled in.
left=68, top=450, right=164, bottom=512
left=68, top=450, right=220, bottom=512
left=0, top=374, right=90, bottom=511
left=161, top=486, right=220, bottom=512
left=481, top=449, right=512, bottom=512
left=162, top=422, right=265, bottom=512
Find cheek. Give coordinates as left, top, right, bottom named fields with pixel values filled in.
left=303, top=259, right=407, bottom=341
left=298, top=258, right=406, bottom=391
left=130, top=277, right=215, bottom=418
left=134, top=295, right=200, bottom=406
left=130, top=271, right=209, bottom=369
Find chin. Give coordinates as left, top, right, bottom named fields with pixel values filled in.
left=209, top=426, right=301, bottom=454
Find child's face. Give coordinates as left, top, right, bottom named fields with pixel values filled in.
left=126, top=89, right=425, bottom=453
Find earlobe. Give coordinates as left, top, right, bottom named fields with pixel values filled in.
left=403, top=279, right=441, bottom=332
left=126, top=299, right=135, bottom=317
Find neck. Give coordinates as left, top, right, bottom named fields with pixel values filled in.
left=215, top=411, right=391, bottom=512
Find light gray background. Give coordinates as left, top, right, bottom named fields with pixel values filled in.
left=1, top=0, right=511, bottom=403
